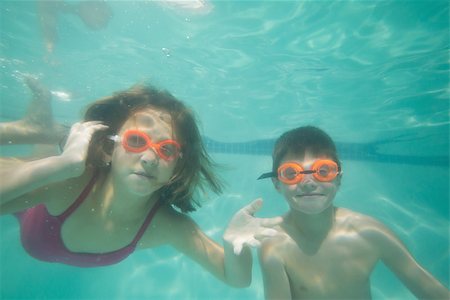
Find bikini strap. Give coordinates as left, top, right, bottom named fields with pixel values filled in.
left=59, top=171, right=99, bottom=220
left=130, top=199, right=163, bottom=247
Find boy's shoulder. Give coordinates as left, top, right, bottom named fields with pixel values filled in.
left=335, top=207, right=393, bottom=241
left=335, top=207, right=378, bottom=224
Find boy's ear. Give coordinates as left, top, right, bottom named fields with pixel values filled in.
left=336, top=172, right=343, bottom=187
left=271, top=177, right=281, bottom=191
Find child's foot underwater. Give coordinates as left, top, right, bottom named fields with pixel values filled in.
left=0, top=76, right=68, bottom=145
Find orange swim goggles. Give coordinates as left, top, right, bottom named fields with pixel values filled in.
left=258, top=159, right=340, bottom=184
left=110, top=129, right=181, bottom=161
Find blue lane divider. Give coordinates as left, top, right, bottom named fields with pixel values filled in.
left=204, top=137, right=449, bottom=168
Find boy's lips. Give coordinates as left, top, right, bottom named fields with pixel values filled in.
left=298, top=193, right=324, bottom=197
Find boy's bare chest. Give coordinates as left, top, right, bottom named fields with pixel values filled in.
left=281, top=234, right=378, bottom=298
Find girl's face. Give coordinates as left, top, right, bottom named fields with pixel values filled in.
left=110, top=108, right=180, bottom=197
left=273, top=151, right=340, bottom=215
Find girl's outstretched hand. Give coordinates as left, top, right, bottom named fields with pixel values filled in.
left=224, top=198, right=283, bottom=255
left=60, top=121, right=108, bottom=177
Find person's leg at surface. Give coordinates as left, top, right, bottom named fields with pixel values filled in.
left=0, top=76, right=67, bottom=145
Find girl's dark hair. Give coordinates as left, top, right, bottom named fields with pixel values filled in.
left=272, top=126, right=341, bottom=173
left=83, top=84, right=223, bottom=212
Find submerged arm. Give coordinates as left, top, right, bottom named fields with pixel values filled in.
left=170, top=212, right=252, bottom=287
left=259, top=241, right=291, bottom=300
left=0, top=121, right=107, bottom=213
left=169, top=199, right=282, bottom=287
left=373, top=222, right=449, bottom=299
left=0, top=155, right=73, bottom=208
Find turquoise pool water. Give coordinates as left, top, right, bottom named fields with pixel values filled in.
left=1, top=1, right=448, bottom=299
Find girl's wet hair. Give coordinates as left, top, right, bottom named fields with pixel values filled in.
left=83, top=84, right=223, bottom=213
left=272, top=126, right=341, bottom=174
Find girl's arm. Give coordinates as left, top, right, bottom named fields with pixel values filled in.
left=0, top=121, right=107, bottom=213
left=169, top=199, right=281, bottom=287
left=169, top=211, right=252, bottom=287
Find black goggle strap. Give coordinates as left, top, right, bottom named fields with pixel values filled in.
left=257, top=169, right=314, bottom=180
left=257, top=172, right=277, bottom=180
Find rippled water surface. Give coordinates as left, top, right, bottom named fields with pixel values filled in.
left=1, top=1, right=449, bottom=299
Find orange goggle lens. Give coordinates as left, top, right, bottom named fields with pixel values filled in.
left=121, top=129, right=181, bottom=161
left=277, top=160, right=339, bottom=184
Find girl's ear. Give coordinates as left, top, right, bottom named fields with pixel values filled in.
left=101, top=142, right=113, bottom=166
left=103, top=153, right=112, bottom=165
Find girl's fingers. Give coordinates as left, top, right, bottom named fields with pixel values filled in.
left=70, top=121, right=108, bottom=134
left=255, top=228, right=278, bottom=240
left=242, top=198, right=263, bottom=215
left=261, top=216, right=283, bottom=227
left=246, top=238, right=261, bottom=248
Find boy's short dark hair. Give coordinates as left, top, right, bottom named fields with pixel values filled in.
left=272, top=126, right=341, bottom=173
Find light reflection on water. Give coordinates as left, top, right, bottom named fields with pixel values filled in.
left=0, top=0, right=448, bottom=299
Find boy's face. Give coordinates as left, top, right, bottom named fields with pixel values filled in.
left=272, top=151, right=340, bottom=215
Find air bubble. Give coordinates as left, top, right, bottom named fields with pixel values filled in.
left=162, top=47, right=171, bottom=57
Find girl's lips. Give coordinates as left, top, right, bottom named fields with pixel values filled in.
left=133, top=171, right=154, bottom=179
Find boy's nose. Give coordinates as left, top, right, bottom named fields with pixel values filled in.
left=300, top=175, right=317, bottom=191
